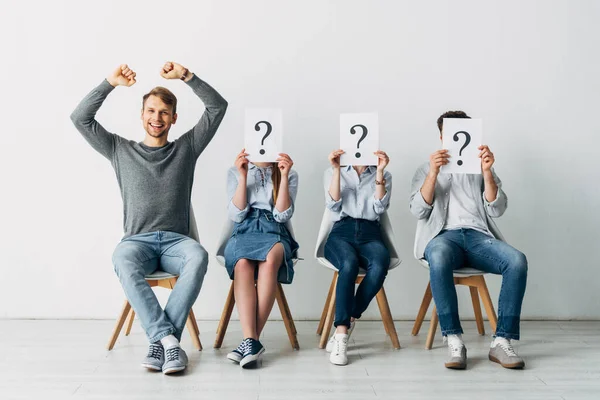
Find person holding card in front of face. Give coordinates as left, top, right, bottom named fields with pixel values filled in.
left=410, top=111, right=528, bottom=370
left=223, top=149, right=299, bottom=369
left=323, top=148, right=392, bottom=366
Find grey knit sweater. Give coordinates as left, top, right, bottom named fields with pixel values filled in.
left=70, top=75, right=228, bottom=238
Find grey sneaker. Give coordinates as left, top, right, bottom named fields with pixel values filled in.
left=445, top=342, right=467, bottom=369
left=326, top=321, right=355, bottom=353
left=489, top=338, right=525, bottom=369
left=141, top=342, right=164, bottom=371
left=162, top=346, right=188, bottom=374
left=227, top=341, right=245, bottom=363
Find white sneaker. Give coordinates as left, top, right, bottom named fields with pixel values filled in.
left=329, top=333, right=349, bottom=366
left=326, top=321, right=355, bottom=353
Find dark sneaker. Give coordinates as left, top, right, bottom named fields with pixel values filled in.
left=227, top=341, right=245, bottom=363
left=445, top=342, right=467, bottom=370
left=489, top=338, right=525, bottom=369
left=162, top=346, right=188, bottom=374
left=141, top=342, right=164, bottom=371
left=239, top=338, right=265, bottom=369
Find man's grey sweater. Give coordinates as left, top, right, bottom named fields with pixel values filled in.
left=70, top=75, right=228, bottom=238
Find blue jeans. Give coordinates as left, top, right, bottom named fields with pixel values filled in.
left=325, top=218, right=390, bottom=328
left=424, top=229, right=528, bottom=340
left=112, top=231, right=208, bottom=343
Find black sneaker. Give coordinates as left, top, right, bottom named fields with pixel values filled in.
left=227, top=340, right=245, bottom=363
left=239, top=338, right=265, bottom=369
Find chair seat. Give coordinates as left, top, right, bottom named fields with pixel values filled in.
left=145, top=271, right=178, bottom=280
left=418, top=259, right=487, bottom=277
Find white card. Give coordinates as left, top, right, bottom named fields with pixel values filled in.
left=340, top=113, right=379, bottom=166
left=440, top=118, right=483, bottom=174
left=244, top=109, right=282, bottom=162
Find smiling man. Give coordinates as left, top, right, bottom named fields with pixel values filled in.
left=70, top=62, right=227, bottom=374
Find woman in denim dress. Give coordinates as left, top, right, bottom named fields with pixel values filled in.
left=224, top=148, right=299, bottom=368
left=323, top=149, right=391, bottom=366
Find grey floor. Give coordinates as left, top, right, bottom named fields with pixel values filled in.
left=1, top=320, right=599, bottom=399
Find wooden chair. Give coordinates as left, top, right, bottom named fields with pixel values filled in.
left=411, top=223, right=498, bottom=349
left=213, top=218, right=300, bottom=350
left=315, top=210, right=402, bottom=350
left=107, top=207, right=202, bottom=351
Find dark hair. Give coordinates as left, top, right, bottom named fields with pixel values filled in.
left=437, top=111, right=470, bottom=132
left=142, top=87, right=177, bottom=114
left=271, top=164, right=281, bottom=203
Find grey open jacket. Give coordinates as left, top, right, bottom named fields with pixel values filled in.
left=409, top=162, right=507, bottom=260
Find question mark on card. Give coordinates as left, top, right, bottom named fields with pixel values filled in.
left=453, top=131, right=471, bottom=166
left=255, top=121, right=272, bottom=155
left=350, top=124, right=368, bottom=158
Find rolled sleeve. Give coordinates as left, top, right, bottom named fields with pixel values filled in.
left=273, top=204, right=294, bottom=223
left=274, top=170, right=298, bottom=223
left=226, top=168, right=249, bottom=222
left=372, top=171, right=392, bottom=215
left=483, top=169, right=508, bottom=218
left=324, top=168, right=342, bottom=212
left=409, top=165, right=434, bottom=220
left=228, top=201, right=249, bottom=223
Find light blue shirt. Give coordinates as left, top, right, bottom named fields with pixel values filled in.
left=227, top=164, right=298, bottom=223
left=324, top=166, right=392, bottom=222
left=409, top=162, right=507, bottom=259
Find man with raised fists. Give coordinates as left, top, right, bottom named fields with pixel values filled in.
left=71, top=62, right=227, bottom=374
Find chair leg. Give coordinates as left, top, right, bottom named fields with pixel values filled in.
left=319, top=273, right=338, bottom=349
left=375, top=286, right=401, bottom=349
left=214, top=282, right=236, bottom=349
left=188, top=308, right=202, bottom=350
left=124, top=309, right=135, bottom=336
left=276, top=285, right=299, bottom=350
left=317, top=275, right=336, bottom=335
left=107, top=300, right=131, bottom=350
left=412, top=282, right=433, bottom=336
left=278, top=283, right=297, bottom=335
left=186, top=312, right=202, bottom=351
left=469, top=286, right=485, bottom=335
left=425, top=304, right=438, bottom=350
left=476, top=276, right=498, bottom=333
left=189, top=307, right=200, bottom=336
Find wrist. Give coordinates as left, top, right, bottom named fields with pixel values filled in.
left=106, top=78, right=117, bottom=87
left=182, top=69, right=194, bottom=82
left=427, top=170, right=439, bottom=180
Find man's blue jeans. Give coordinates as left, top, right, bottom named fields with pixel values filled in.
left=424, top=228, right=528, bottom=340
left=112, top=231, right=208, bottom=343
left=325, top=218, right=390, bottom=328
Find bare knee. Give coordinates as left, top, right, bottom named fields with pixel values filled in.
left=234, top=259, right=256, bottom=279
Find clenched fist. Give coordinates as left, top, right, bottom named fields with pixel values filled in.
left=160, top=61, right=191, bottom=81
left=107, top=64, right=136, bottom=87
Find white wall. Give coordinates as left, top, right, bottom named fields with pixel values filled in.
left=1, top=0, right=598, bottom=320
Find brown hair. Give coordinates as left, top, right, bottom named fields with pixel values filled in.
left=142, top=87, right=177, bottom=114
left=271, top=163, right=281, bottom=204
left=437, top=110, right=470, bottom=132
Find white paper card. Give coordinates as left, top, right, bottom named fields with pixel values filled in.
left=340, top=113, right=379, bottom=166
left=440, top=118, right=482, bottom=174
left=244, top=109, right=282, bottom=162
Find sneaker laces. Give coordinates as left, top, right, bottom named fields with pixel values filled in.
left=498, top=340, right=518, bottom=357
left=165, top=346, right=181, bottom=362
left=333, top=336, right=348, bottom=355
left=448, top=343, right=463, bottom=357
left=241, top=338, right=254, bottom=356
left=147, top=343, right=163, bottom=360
